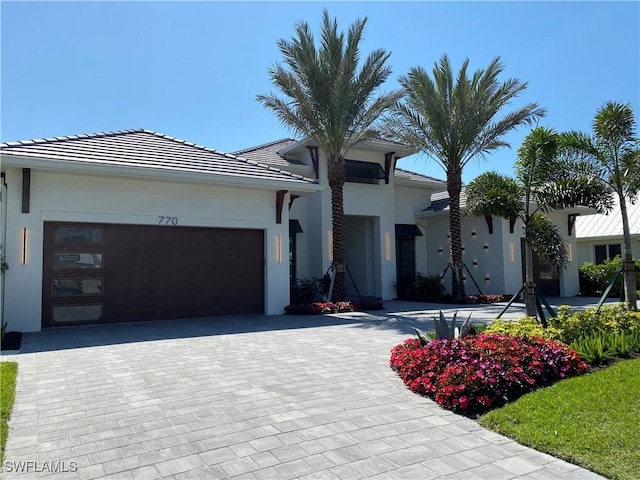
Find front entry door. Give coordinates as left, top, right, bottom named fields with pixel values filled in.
left=396, top=236, right=415, bottom=299
left=520, top=239, right=560, bottom=297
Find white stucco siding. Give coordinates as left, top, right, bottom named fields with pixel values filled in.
left=423, top=214, right=511, bottom=295
left=2, top=167, right=292, bottom=331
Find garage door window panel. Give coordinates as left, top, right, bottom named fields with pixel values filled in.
left=52, top=304, right=103, bottom=323
left=55, top=227, right=103, bottom=243
left=54, top=253, right=103, bottom=269
left=53, top=278, right=103, bottom=296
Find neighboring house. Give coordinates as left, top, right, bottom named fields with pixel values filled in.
left=234, top=138, right=446, bottom=301
left=416, top=189, right=595, bottom=298
left=575, top=196, right=640, bottom=265
left=0, top=130, right=321, bottom=332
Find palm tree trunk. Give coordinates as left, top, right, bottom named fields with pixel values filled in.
left=619, top=194, right=638, bottom=310
left=524, top=238, right=538, bottom=317
left=328, top=155, right=346, bottom=301
left=448, top=173, right=465, bottom=298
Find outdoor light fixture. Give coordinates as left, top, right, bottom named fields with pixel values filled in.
left=483, top=243, right=489, bottom=251
left=568, top=243, right=573, bottom=262
left=275, top=234, right=282, bottom=263
left=438, top=247, right=443, bottom=254
left=471, top=230, right=477, bottom=237
left=485, top=275, right=491, bottom=283
left=21, top=228, right=28, bottom=265
left=509, top=242, right=515, bottom=263
left=385, top=231, right=392, bottom=261
left=328, top=230, right=333, bottom=262
left=472, top=260, right=478, bottom=267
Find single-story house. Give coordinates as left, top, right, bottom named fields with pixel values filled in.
left=575, top=196, right=640, bottom=265
left=0, top=128, right=597, bottom=332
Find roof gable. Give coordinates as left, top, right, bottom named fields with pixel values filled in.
left=1, top=129, right=317, bottom=185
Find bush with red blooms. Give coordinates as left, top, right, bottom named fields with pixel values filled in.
left=284, top=299, right=384, bottom=315
left=390, top=334, right=589, bottom=414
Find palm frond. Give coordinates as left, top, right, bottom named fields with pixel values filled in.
left=527, top=213, right=568, bottom=278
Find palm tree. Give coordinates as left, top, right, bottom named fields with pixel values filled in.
left=562, top=102, right=640, bottom=310
left=383, top=55, right=545, bottom=297
left=466, top=127, right=613, bottom=317
left=257, top=10, right=401, bottom=301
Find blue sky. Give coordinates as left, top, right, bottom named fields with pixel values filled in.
left=2, top=1, right=638, bottom=183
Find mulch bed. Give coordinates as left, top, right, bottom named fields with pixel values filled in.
left=1, top=331, right=22, bottom=351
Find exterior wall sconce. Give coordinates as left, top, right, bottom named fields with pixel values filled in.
left=275, top=234, right=282, bottom=263
left=471, top=230, right=476, bottom=237
left=483, top=243, right=489, bottom=251
left=385, top=231, right=392, bottom=262
left=472, top=260, right=478, bottom=267
left=461, top=246, right=465, bottom=254
left=21, top=227, right=28, bottom=265
left=438, top=247, right=443, bottom=254
left=447, top=232, right=451, bottom=239
left=509, top=242, right=515, bottom=263
left=485, top=275, right=491, bottom=283
left=568, top=243, right=573, bottom=262
left=328, top=230, right=333, bottom=262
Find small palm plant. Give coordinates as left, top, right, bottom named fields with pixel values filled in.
left=414, top=310, right=473, bottom=345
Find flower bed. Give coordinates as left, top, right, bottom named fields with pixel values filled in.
left=284, top=299, right=384, bottom=315
left=390, top=333, right=588, bottom=414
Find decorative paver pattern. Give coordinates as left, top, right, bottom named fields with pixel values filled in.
left=2, top=301, right=608, bottom=479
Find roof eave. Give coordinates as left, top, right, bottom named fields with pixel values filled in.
left=1, top=154, right=323, bottom=194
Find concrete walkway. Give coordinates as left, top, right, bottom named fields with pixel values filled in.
left=1, top=299, right=613, bottom=479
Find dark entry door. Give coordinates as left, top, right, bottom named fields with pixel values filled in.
left=520, top=239, right=560, bottom=297
left=396, top=236, right=416, bottom=299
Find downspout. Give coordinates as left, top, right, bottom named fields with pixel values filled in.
left=1, top=172, right=7, bottom=328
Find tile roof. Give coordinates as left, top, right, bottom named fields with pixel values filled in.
left=423, top=189, right=469, bottom=213
left=394, top=168, right=445, bottom=186
left=233, top=138, right=301, bottom=167
left=0, top=129, right=317, bottom=185
left=234, top=139, right=445, bottom=186
left=575, top=196, right=640, bottom=239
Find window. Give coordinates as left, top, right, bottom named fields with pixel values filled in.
left=345, top=160, right=385, bottom=184
left=54, top=253, right=103, bottom=269
left=289, top=220, right=303, bottom=285
left=595, top=244, right=622, bottom=264
left=55, top=227, right=102, bottom=243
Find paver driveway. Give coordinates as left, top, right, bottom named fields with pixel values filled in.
left=2, top=302, right=606, bottom=479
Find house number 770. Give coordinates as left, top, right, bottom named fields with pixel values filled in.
left=158, top=216, right=178, bottom=225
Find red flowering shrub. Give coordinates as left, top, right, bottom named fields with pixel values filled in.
left=284, top=300, right=383, bottom=315
left=390, top=334, right=589, bottom=414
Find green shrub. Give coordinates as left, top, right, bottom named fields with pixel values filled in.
left=579, top=257, right=640, bottom=297
left=407, top=273, right=446, bottom=299
left=290, top=278, right=319, bottom=303
left=484, top=317, right=563, bottom=340
left=569, top=328, right=640, bottom=365
left=550, top=304, right=640, bottom=344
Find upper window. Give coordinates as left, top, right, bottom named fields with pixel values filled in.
left=345, top=160, right=385, bottom=185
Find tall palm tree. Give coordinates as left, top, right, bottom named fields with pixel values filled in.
left=384, top=55, right=545, bottom=297
left=466, top=127, right=613, bottom=317
left=563, top=102, right=640, bottom=310
left=257, top=10, right=401, bottom=301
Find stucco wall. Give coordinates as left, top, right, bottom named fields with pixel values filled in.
left=2, top=167, right=291, bottom=332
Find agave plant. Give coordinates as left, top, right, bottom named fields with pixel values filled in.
left=433, top=310, right=474, bottom=340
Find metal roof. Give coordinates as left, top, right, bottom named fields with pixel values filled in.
left=1, top=129, right=317, bottom=185
left=575, top=196, right=640, bottom=239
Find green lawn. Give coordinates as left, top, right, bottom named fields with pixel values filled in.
left=1, top=361, right=18, bottom=463
left=479, top=358, right=640, bottom=480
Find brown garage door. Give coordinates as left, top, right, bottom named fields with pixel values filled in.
left=42, top=222, right=265, bottom=327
